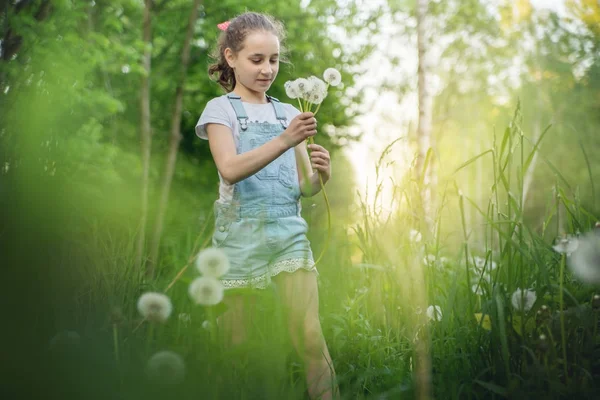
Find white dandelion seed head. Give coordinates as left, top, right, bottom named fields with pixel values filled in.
left=471, top=283, right=484, bottom=296
left=284, top=80, right=300, bottom=99
left=567, top=230, right=600, bottom=284
left=409, top=229, right=422, bottom=243
left=137, top=292, right=173, bottom=323
left=423, top=254, right=436, bottom=265
left=474, top=256, right=486, bottom=269
left=511, top=288, right=537, bottom=312
left=308, top=75, right=328, bottom=97
left=201, top=320, right=211, bottom=330
left=552, top=234, right=579, bottom=255
left=145, top=350, right=185, bottom=385
left=189, top=276, right=224, bottom=306
left=323, top=67, right=341, bottom=86
left=308, top=90, right=325, bottom=104
left=426, top=305, right=442, bottom=321
left=295, top=78, right=313, bottom=97
left=195, top=247, right=230, bottom=278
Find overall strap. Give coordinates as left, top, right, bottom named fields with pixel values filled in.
left=226, top=93, right=249, bottom=131
left=266, top=95, right=288, bottom=128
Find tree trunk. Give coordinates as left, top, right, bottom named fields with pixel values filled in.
left=416, top=0, right=434, bottom=225
left=135, top=0, right=152, bottom=276
left=147, top=0, right=203, bottom=274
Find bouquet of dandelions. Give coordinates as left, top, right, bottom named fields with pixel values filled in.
left=284, top=68, right=341, bottom=266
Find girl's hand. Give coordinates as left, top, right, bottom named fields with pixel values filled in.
left=308, top=144, right=331, bottom=182
left=281, top=112, right=317, bottom=147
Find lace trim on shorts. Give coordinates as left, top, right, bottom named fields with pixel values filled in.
left=221, top=258, right=317, bottom=289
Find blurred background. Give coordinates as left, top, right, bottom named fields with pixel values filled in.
left=1, top=0, right=599, bottom=399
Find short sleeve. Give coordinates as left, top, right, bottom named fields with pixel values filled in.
left=195, top=98, right=233, bottom=140
left=283, top=103, right=301, bottom=122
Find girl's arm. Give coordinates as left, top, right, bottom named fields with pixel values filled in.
left=207, top=112, right=317, bottom=185
left=207, top=123, right=289, bottom=185
left=295, top=142, right=331, bottom=197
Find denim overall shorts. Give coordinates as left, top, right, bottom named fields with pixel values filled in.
left=212, top=93, right=316, bottom=289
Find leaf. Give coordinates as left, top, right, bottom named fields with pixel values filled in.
left=474, top=379, right=508, bottom=397
left=474, top=313, right=492, bottom=330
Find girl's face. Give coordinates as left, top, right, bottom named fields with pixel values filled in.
left=226, top=31, right=280, bottom=98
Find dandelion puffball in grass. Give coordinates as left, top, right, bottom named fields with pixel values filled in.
left=426, top=305, right=442, bottom=321
left=146, top=350, right=185, bottom=385
left=567, top=230, right=600, bottom=284
left=471, top=283, right=484, bottom=296
left=552, top=234, right=579, bottom=255
left=137, top=292, right=172, bottom=323
left=409, top=229, right=422, bottom=243
left=189, top=276, right=224, bottom=306
left=195, top=247, right=230, bottom=278
left=511, top=288, right=537, bottom=312
left=323, top=67, right=342, bottom=86
left=423, top=254, right=436, bottom=265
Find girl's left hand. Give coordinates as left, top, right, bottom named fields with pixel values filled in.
left=308, top=144, right=331, bottom=182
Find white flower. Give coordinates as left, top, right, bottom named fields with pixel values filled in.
left=284, top=80, right=299, bottom=99
left=137, top=292, right=173, bottom=323
left=473, top=256, right=486, bottom=270
left=472, top=256, right=497, bottom=272
left=409, top=229, right=422, bottom=243
left=146, top=350, right=185, bottom=385
left=471, top=283, right=484, bottom=296
left=567, top=230, right=600, bottom=284
left=552, top=234, right=579, bottom=255
left=195, top=247, right=230, bottom=278
left=423, top=254, right=436, bottom=265
left=511, top=288, right=537, bottom=312
left=295, top=78, right=313, bottom=97
left=189, top=276, right=224, bottom=306
left=307, top=90, right=325, bottom=104
left=202, top=320, right=211, bottom=330
left=323, top=67, right=341, bottom=86
left=308, top=75, right=327, bottom=97
left=426, top=305, right=442, bottom=321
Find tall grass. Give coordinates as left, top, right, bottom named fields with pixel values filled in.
left=35, top=105, right=600, bottom=399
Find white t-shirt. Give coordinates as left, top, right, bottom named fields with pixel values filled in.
left=196, top=94, right=301, bottom=202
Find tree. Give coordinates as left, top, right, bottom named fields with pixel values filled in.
left=148, top=0, right=203, bottom=276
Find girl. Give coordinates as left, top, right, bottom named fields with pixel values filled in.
left=195, top=11, right=339, bottom=400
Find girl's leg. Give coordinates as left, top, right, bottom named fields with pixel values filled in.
left=272, top=269, right=339, bottom=400
left=218, top=293, right=256, bottom=347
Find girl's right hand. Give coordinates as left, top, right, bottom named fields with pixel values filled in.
left=281, top=112, right=317, bottom=147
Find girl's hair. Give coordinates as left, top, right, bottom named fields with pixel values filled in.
left=208, top=12, right=287, bottom=92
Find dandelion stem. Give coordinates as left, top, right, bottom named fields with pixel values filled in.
left=132, top=317, right=146, bottom=334
left=559, top=253, right=568, bottom=382
left=312, top=84, right=329, bottom=116
left=146, top=324, right=155, bottom=356
left=112, top=324, right=120, bottom=364
left=164, top=212, right=213, bottom=292
left=308, top=136, right=331, bottom=267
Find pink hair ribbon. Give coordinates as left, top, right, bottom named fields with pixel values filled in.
left=217, top=21, right=230, bottom=31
